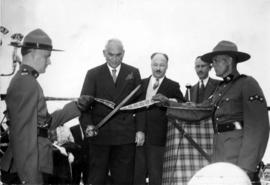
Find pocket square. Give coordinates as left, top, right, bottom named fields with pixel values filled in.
left=125, top=72, right=134, bottom=80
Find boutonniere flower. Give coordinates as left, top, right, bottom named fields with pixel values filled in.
left=125, top=72, right=134, bottom=80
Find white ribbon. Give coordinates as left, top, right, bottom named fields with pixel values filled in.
left=120, top=99, right=158, bottom=110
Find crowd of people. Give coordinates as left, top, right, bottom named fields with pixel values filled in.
left=0, top=28, right=269, bottom=185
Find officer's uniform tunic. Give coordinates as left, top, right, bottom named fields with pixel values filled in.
left=0, top=65, right=81, bottom=184
left=210, top=70, right=269, bottom=172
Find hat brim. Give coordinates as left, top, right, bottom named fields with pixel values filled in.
left=201, top=51, right=250, bottom=63
left=10, top=42, right=64, bottom=52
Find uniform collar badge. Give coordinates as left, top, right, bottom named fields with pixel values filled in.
left=20, top=65, right=39, bottom=78
left=223, top=74, right=234, bottom=83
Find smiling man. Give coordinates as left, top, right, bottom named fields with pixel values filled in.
left=134, top=52, right=185, bottom=185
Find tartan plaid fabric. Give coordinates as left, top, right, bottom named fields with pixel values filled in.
left=162, top=118, right=213, bottom=185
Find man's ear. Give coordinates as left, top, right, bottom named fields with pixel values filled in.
left=103, top=50, right=106, bottom=57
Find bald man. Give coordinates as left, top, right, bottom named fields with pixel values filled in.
left=134, top=52, right=185, bottom=185
left=80, top=39, right=143, bottom=184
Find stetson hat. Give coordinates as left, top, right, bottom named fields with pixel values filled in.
left=201, top=40, right=250, bottom=63
left=17, top=29, right=63, bottom=51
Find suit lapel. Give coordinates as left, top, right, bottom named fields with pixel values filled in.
left=113, top=64, right=135, bottom=102
left=115, top=64, right=129, bottom=90
left=141, top=77, right=151, bottom=99
left=157, top=77, right=168, bottom=95
left=191, top=82, right=199, bottom=103
left=204, top=78, right=215, bottom=99
left=100, top=64, right=118, bottom=97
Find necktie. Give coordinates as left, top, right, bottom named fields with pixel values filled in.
left=153, top=78, right=159, bottom=90
left=198, top=80, right=205, bottom=103
left=201, top=80, right=205, bottom=90
left=112, top=69, right=117, bottom=83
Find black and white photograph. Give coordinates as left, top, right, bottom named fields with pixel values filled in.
left=0, top=0, right=270, bottom=184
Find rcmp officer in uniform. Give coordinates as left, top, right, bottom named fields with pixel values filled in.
left=160, top=40, right=269, bottom=184
left=201, top=40, right=269, bottom=183
left=0, top=29, right=93, bottom=184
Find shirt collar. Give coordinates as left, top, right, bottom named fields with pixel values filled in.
left=150, top=75, right=165, bottom=85
left=20, top=64, right=39, bottom=78
left=107, top=64, right=121, bottom=76
left=200, top=76, right=209, bottom=86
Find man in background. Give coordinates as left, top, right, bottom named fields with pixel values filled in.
left=134, top=52, right=185, bottom=185
left=186, top=56, right=219, bottom=103
left=175, top=56, right=220, bottom=183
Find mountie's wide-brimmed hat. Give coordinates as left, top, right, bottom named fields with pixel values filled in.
left=201, top=40, right=250, bottom=63
left=17, top=29, right=63, bottom=51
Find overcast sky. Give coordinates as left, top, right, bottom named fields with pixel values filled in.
left=0, top=0, right=270, bottom=162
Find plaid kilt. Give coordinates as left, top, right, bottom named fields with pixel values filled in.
left=162, top=118, right=213, bottom=185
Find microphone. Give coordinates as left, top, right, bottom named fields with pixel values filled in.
left=185, top=83, right=192, bottom=102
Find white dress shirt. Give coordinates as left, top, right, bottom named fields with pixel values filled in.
left=146, top=76, right=165, bottom=100
left=107, top=64, right=121, bottom=78
left=200, top=76, right=209, bottom=88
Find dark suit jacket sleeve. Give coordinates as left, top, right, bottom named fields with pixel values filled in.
left=79, top=69, right=96, bottom=131
left=133, top=77, right=146, bottom=133
left=50, top=102, right=81, bottom=130
left=173, top=82, right=185, bottom=103
left=135, top=69, right=142, bottom=92
left=120, top=67, right=142, bottom=103
left=135, top=108, right=146, bottom=132
left=133, top=68, right=145, bottom=132
left=238, top=77, right=269, bottom=171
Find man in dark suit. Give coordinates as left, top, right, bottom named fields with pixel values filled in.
left=80, top=39, right=143, bottom=185
left=185, top=56, right=220, bottom=103
left=134, top=52, right=185, bottom=185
